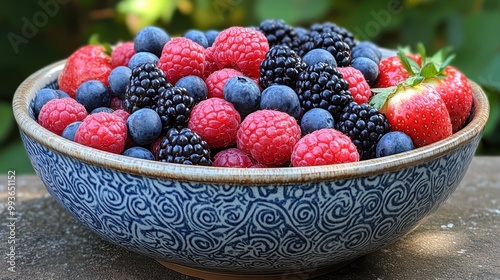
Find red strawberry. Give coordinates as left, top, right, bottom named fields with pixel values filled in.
left=375, top=54, right=421, bottom=88
left=425, top=66, right=473, bottom=133
left=371, top=82, right=452, bottom=148
left=385, top=44, right=473, bottom=133
left=58, top=45, right=112, bottom=98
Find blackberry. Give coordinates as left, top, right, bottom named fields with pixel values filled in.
left=336, top=102, right=391, bottom=160
left=296, top=62, right=353, bottom=119
left=124, top=63, right=172, bottom=113
left=258, top=19, right=297, bottom=48
left=155, top=86, right=195, bottom=132
left=309, top=22, right=356, bottom=49
left=157, top=127, right=212, bottom=166
left=293, top=31, right=351, bottom=67
left=259, top=45, right=307, bottom=89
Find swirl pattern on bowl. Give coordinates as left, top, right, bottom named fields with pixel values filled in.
left=21, top=130, right=479, bottom=274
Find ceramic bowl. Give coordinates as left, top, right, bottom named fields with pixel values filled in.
left=13, top=60, right=489, bottom=280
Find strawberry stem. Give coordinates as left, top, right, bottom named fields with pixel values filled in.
left=88, top=34, right=113, bottom=56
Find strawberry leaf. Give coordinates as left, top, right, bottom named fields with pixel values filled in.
left=88, top=34, right=113, bottom=56
left=406, top=76, right=425, bottom=86
left=369, top=87, right=396, bottom=110
left=417, top=42, right=426, bottom=60
left=438, top=53, right=456, bottom=72
left=420, top=62, right=439, bottom=78
left=397, top=50, right=416, bottom=76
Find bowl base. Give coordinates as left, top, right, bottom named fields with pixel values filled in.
left=156, top=260, right=352, bottom=280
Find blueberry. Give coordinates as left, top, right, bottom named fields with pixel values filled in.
left=122, top=146, right=155, bottom=160
left=134, top=26, right=170, bottom=57
left=376, top=131, right=415, bottom=158
left=351, top=57, right=379, bottom=86
left=302, top=49, right=337, bottom=67
left=260, top=85, right=301, bottom=119
left=91, top=107, right=114, bottom=114
left=55, top=90, right=70, bottom=98
left=224, top=76, right=261, bottom=116
left=351, top=46, right=380, bottom=64
left=75, top=80, right=111, bottom=113
left=204, top=30, right=219, bottom=47
left=355, top=41, right=382, bottom=60
left=300, top=108, right=334, bottom=135
left=128, top=52, right=159, bottom=69
left=33, top=88, right=68, bottom=117
left=108, top=66, right=131, bottom=99
left=175, top=76, right=208, bottom=104
left=183, top=29, right=209, bottom=48
left=126, top=108, right=162, bottom=145
left=61, top=121, right=82, bottom=141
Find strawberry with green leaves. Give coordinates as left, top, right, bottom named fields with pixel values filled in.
left=419, top=46, right=473, bottom=132
left=371, top=50, right=453, bottom=148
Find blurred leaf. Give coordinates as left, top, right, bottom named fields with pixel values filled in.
left=117, top=0, right=178, bottom=33
left=477, top=55, right=500, bottom=92
left=482, top=88, right=500, bottom=142
left=446, top=13, right=464, bottom=49
left=191, top=0, right=247, bottom=30
left=454, top=12, right=500, bottom=83
left=254, top=0, right=331, bottom=24
left=0, top=102, right=14, bottom=144
left=0, top=140, right=34, bottom=174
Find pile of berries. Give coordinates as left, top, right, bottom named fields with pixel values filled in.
left=34, top=20, right=473, bottom=168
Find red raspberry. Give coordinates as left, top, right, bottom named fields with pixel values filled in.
left=203, top=46, right=220, bottom=79
left=38, top=98, right=88, bottom=135
left=111, top=42, right=135, bottom=68
left=237, top=110, right=301, bottom=166
left=338, top=67, right=372, bottom=104
left=205, top=68, right=244, bottom=99
left=212, top=27, right=269, bottom=78
left=212, top=148, right=254, bottom=168
left=188, top=98, right=241, bottom=148
left=291, top=129, right=359, bottom=167
left=58, top=45, right=112, bottom=98
left=113, top=109, right=130, bottom=122
left=158, top=37, right=205, bottom=84
left=74, top=112, right=127, bottom=154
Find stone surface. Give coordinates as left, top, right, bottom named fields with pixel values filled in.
left=0, top=157, right=499, bottom=279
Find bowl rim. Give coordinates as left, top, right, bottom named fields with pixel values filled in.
left=13, top=59, right=490, bottom=185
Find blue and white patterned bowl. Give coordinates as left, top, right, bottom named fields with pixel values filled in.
left=13, top=60, right=489, bottom=280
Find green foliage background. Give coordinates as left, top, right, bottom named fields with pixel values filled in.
left=1, top=0, right=499, bottom=173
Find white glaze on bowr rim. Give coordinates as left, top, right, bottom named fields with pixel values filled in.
left=13, top=59, right=489, bottom=184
